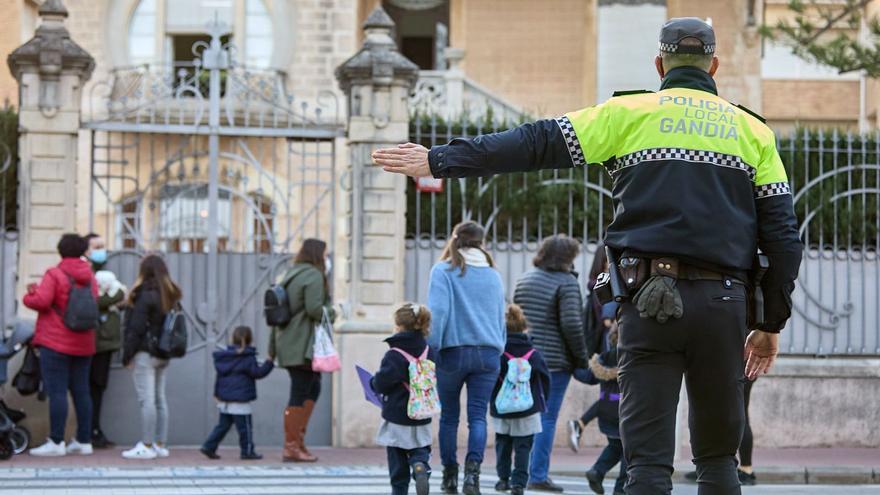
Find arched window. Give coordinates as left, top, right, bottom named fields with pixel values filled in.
left=125, top=0, right=275, bottom=68
left=128, top=0, right=157, bottom=65
left=245, top=0, right=273, bottom=68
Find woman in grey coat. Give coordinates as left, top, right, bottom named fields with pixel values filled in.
left=513, top=235, right=588, bottom=492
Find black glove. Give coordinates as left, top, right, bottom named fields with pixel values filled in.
left=633, top=275, right=684, bottom=324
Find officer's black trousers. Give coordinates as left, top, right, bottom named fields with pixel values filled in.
left=618, top=279, right=747, bottom=495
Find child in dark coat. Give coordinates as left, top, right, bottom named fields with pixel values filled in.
left=371, top=303, right=437, bottom=495
left=570, top=309, right=626, bottom=495
left=490, top=304, right=551, bottom=495
left=200, top=326, right=274, bottom=460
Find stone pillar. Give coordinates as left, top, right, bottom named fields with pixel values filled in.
left=333, top=6, right=418, bottom=447
left=7, top=0, right=94, bottom=302
left=443, top=47, right=465, bottom=120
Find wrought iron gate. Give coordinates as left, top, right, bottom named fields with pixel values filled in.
left=83, top=22, right=342, bottom=445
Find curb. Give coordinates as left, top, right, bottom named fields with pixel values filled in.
left=550, top=465, right=880, bottom=485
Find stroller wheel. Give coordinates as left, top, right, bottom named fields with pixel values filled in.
left=0, top=437, right=13, bottom=460
left=10, top=426, right=29, bottom=455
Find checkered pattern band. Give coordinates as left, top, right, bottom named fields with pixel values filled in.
left=555, top=116, right=587, bottom=167
left=612, top=148, right=755, bottom=181
left=658, top=42, right=715, bottom=54
left=754, top=181, right=791, bottom=199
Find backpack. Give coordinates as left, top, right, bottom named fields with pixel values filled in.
left=157, top=306, right=187, bottom=358
left=263, top=271, right=299, bottom=327
left=494, top=350, right=536, bottom=415
left=391, top=346, right=441, bottom=420
left=56, top=273, right=99, bottom=332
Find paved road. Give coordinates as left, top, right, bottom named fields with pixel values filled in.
left=0, top=466, right=876, bottom=495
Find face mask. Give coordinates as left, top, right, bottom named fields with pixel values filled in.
left=89, top=249, right=108, bottom=264
left=324, top=256, right=332, bottom=275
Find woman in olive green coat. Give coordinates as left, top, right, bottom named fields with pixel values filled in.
left=268, top=239, right=335, bottom=463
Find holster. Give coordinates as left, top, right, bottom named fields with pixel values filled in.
left=747, top=254, right=770, bottom=329
left=620, top=257, right=650, bottom=292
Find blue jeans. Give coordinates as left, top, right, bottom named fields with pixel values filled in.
left=387, top=445, right=431, bottom=495
left=39, top=347, right=92, bottom=444
left=529, top=370, right=571, bottom=482
left=436, top=346, right=501, bottom=467
left=593, top=437, right=628, bottom=493
left=202, top=413, right=256, bottom=456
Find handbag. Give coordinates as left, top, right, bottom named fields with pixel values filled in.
left=13, top=345, right=41, bottom=396
left=311, top=308, right=340, bottom=373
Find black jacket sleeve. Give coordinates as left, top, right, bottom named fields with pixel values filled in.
left=371, top=352, right=408, bottom=395
left=428, top=119, right=574, bottom=178
left=755, top=193, right=804, bottom=332
left=122, top=290, right=157, bottom=365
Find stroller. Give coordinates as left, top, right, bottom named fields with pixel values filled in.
left=0, top=320, right=34, bottom=459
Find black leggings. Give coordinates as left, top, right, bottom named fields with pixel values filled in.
left=286, top=367, right=321, bottom=407
left=89, top=350, right=114, bottom=433
left=739, top=379, right=754, bottom=467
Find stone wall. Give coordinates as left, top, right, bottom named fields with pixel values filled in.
left=449, top=0, right=597, bottom=115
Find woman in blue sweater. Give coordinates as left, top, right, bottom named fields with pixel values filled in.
left=428, top=221, right=506, bottom=495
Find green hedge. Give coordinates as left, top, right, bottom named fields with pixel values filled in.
left=407, top=120, right=879, bottom=249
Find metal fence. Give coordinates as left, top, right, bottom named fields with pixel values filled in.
left=405, top=119, right=880, bottom=357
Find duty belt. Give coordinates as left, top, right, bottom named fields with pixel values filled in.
left=649, top=257, right=744, bottom=286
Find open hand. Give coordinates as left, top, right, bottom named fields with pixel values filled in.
left=372, top=143, right=431, bottom=177
left=744, top=330, right=779, bottom=380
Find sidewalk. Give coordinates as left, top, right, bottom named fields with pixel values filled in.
left=5, top=447, right=879, bottom=484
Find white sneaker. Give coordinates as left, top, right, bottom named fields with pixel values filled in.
left=122, top=442, right=158, bottom=460
left=153, top=444, right=170, bottom=458
left=66, top=439, right=94, bottom=455
left=29, top=439, right=66, bottom=457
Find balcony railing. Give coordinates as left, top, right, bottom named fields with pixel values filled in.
left=410, top=48, right=527, bottom=123
left=86, top=61, right=340, bottom=132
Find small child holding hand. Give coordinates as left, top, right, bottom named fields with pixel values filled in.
left=200, top=326, right=274, bottom=460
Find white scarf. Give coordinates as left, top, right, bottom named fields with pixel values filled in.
left=460, top=248, right=490, bottom=268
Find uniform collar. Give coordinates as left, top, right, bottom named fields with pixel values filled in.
left=659, top=66, right=718, bottom=95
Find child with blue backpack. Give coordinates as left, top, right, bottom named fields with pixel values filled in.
left=200, top=326, right=274, bottom=460
left=490, top=304, right=551, bottom=495
left=371, top=303, right=440, bottom=495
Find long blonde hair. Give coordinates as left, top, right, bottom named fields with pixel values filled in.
left=440, top=221, right=495, bottom=276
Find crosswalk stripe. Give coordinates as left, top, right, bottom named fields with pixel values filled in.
left=0, top=467, right=606, bottom=495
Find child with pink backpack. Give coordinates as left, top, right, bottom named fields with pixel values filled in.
left=371, top=303, right=441, bottom=495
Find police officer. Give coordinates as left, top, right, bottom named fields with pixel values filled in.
left=374, top=18, right=803, bottom=495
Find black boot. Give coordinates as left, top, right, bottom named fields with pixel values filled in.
left=463, top=461, right=481, bottom=495
left=586, top=469, right=605, bottom=495
left=441, top=465, right=459, bottom=494
left=413, top=462, right=430, bottom=495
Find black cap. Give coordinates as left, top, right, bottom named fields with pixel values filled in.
left=659, top=17, right=715, bottom=55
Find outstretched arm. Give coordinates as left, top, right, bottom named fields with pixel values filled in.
left=373, top=104, right=618, bottom=178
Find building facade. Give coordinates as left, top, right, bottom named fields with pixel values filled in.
left=2, top=0, right=879, bottom=451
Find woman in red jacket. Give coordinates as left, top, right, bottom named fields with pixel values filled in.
left=24, top=233, right=98, bottom=457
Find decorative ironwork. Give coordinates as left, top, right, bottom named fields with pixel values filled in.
left=84, top=19, right=341, bottom=355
